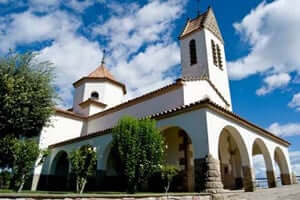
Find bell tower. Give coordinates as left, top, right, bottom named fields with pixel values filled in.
left=179, top=7, right=232, bottom=107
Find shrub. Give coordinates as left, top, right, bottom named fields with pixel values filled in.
left=0, top=170, right=12, bottom=189
left=12, top=139, right=41, bottom=192
left=112, top=116, right=165, bottom=193
left=69, top=145, right=97, bottom=194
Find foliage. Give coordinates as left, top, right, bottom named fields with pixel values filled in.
left=11, top=139, right=42, bottom=192
left=0, top=136, right=17, bottom=169
left=160, top=165, right=179, bottom=195
left=69, top=145, right=97, bottom=194
left=0, top=170, right=12, bottom=189
left=112, top=116, right=165, bottom=193
left=0, top=52, right=57, bottom=139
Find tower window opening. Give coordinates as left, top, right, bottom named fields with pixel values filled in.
left=189, top=39, right=197, bottom=65
left=91, top=91, right=99, bottom=100
left=211, top=40, right=218, bottom=67
left=216, top=44, right=223, bottom=69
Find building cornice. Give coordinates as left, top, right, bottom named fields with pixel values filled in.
left=54, top=107, right=87, bottom=121
left=73, top=77, right=127, bottom=94
left=79, top=98, right=107, bottom=108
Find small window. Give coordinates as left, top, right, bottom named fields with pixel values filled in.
left=216, top=44, right=223, bottom=69
left=91, top=92, right=99, bottom=100
left=211, top=40, right=223, bottom=70
left=189, top=39, right=197, bottom=65
left=211, top=40, right=218, bottom=66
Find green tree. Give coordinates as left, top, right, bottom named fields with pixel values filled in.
left=12, top=139, right=42, bottom=192
left=69, top=145, right=97, bottom=194
left=112, top=116, right=165, bottom=193
left=0, top=52, right=56, bottom=139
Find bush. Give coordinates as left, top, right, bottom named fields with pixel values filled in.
left=112, top=116, right=165, bottom=193
left=12, top=139, right=41, bottom=192
left=69, top=145, right=97, bottom=194
left=0, top=170, right=12, bottom=189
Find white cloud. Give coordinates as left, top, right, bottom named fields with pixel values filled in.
left=253, top=152, right=300, bottom=178
left=289, top=93, right=300, bottom=111
left=0, top=11, right=80, bottom=53
left=37, top=35, right=103, bottom=108
left=93, top=0, right=186, bottom=100
left=0, top=0, right=8, bottom=4
left=0, top=0, right=186, bottom=107
left=253, top=155, right=267, bottom=178
left=228, top=0, right=300, bottom=82
left=290, top=151, right=300, bottom=176
left=256, top=73, right=291, bottom=96
left=268, top=122, right=300, bottom=137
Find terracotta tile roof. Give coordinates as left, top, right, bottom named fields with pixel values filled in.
left=179, top=7, right=224, bottom=43
left=73, top=63, right=127, bottom=94
left=50, top=98, right=290, bottom=149
left=88, top=63, right=116, bottom=80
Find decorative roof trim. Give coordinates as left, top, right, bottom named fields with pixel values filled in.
left=79, top=98, right=107, bottom=108
left=73, top=77, right=127, bottom=94
left=54, top=107, right=87, bottom=120
left=50, top=99, right=290, bottom=149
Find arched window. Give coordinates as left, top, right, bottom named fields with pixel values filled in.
left=91, top=91, right=99, bottom=100
left=189, top=39, right=197, bottom=65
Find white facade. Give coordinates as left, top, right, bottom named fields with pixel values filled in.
left=31, top=7, right=294, bottom=192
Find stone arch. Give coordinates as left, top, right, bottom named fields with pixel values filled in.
left=274, top=147, right=291, bottom=185
left=218, top=125, right=254, bottom=192
left=160, top=126, right=195, bottom=192
left=252, top=138, right=276, bottom=188
left=50, top=150, right=69, bottom=191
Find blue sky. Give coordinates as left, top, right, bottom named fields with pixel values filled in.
left=1, top=0, right=300, bottom=178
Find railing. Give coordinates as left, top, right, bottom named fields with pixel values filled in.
left=255, top=177, right=300, bottom=188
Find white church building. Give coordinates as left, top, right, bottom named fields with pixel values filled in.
left=31, top=8, right=295, bottom=193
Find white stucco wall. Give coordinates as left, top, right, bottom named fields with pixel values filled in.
left=39, top=114, right=85, bottom=149
left=87, top=86, right=185, bottom=134
left=180, top=30, right=209, bottom=79
left=203, top=29, right=232, bottom=108
left=183, top=80, right=228, bottom=108
left=73, top=81, right=124, bottom=115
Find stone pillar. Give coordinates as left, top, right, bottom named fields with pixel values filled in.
left=186, top=143, right=195, bottom=192
left=281, top=173, right=292, bottom=185
left=292, top=173, right=298, bottom=184
left=242, top=166, right=256, bottom=192
left=195, top=154, right=223, bottom=193
left=266, top=171, right=277, bottom=188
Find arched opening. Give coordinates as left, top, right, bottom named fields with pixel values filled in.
left=274, top=147, right=291, bottom=185
left=161, top=126, right=195, bottom=192
left=103, top=145, right=124, bottom=191
left=218, top=126, right=252, bottom=191
left=252, top=138, right=275, bottom=188
left=91, top=91, right=99, bottom=100
left=50, top=151, right=69, bottom=191
left=189, top=39, right=197, bottom=65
